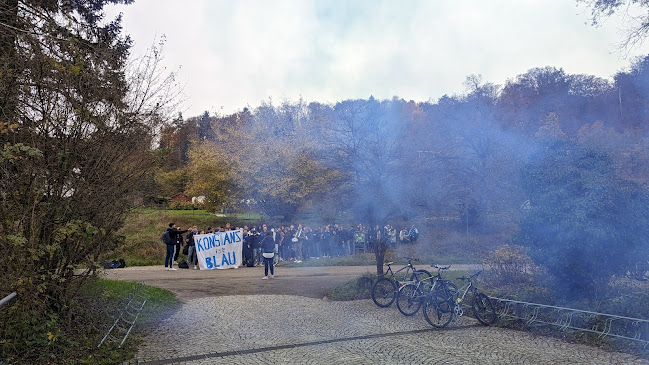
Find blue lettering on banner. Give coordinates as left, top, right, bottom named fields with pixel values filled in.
left=205, top=256, right=222, bottom=269
left=196, top=230, right=242, bottom=268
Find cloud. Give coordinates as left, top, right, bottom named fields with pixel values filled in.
left=106, top=0, right=649, bottom=117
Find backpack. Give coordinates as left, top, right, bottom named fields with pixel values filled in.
left=178, top=261, right=189, bottom=269
left=161, top=230, right=171, bottom=244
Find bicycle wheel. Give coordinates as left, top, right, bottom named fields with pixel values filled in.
left=471, top=292, right=496, bottom=326
left=439, top=281, right=458, bottom=298
left=372, top=277, right=397, bottom=307
left=423, top=291, right=454, bottom=328
left=396, top=283, right=423, bottom=316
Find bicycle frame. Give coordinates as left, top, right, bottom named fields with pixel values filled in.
left=452, top=272, right=483, bottom=316
left=455, top=280, right=474, bottom=305
left=384, top=258, right=419, bottom=284
left=411, top=265, right=451, bottom=301
left=427, top=265, right=451, bottom=292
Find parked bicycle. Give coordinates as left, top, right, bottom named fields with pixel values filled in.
left=423, top=270, right=496, bottom=328
left=371, top=257, right=432, bottom=308
left=397, top=264, right=457, bottom=317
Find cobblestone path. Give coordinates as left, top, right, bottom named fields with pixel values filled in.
left=135, top=295, right=648, bottom=365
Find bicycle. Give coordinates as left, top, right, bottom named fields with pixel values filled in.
left=423, top=270, right=496, bottom=328
left=371, top=257, right=433, bottom=308
left=397, top=264, right=457, bottom=317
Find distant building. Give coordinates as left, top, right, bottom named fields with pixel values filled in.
left=170, top=193, right=191, bottom=202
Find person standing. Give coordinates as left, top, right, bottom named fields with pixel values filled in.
left=173, top=226, right=184, bottom=264
left=165, top=223, right=188, bottom=270
left=321, top=225, right=333, bottom=257
left=294, top=224, right=307, bottom=261
left=272, top=226, right=281, bottom=265
left=250, top=227, right=261, bottom=266
left=409, top=225, right=419, bottom=243
left=261, top=231, right=275, bottom=279
left=186, top=226, right=198, bottom=269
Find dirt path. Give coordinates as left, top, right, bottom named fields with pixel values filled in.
left=102, top=264, right=377, bottom=302
left=101, top=264, right=480, bottom=302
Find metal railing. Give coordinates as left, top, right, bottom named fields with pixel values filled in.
left=98, top=283, right=150, bottom=348
left=0, top=292, right=17, bottom=310
left=490, top=296, right=649, bottom=347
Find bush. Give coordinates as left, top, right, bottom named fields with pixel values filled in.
left=325, top=273, right=375, bottom=301
left=484, top=244, right=538, bottom=286
left=517, top=140, right=649, bottom=300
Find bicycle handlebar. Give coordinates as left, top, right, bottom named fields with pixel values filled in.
left=457, top=270, right=483, bottom=281
left=404, top=257, right=419, bottom=262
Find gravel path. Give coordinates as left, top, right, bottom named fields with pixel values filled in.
left=104, top=265, right=648, bottom=364
left=134, top=295, right=648, bottom=365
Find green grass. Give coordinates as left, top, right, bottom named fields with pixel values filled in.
left=284, top=253, right=377, bottom=267
left=325, top=273, right=375, bottom=301
left=324, top=268, right=473, bottom=302
left=81, top=278, right=179, bottom=364
left=88, top=279, right=179, bottom=328
left=109, top=209, right=262, bottom=266
left=133, top=208, right=260, bottom=220
left=0, top=277, right=180, bottom=364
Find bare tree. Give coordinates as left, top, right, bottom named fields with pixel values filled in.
left=579, top=0, right=649, bottom=51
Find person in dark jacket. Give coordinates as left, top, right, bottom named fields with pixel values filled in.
left=173, top=226, right=184, bottom=263
left=186, top=226, right=198, bottom=269
left=249, top=227, right=261, bottom=266
left=166, top=223, right=188, bottom=270
left=261, top=232, right=275, bottom=279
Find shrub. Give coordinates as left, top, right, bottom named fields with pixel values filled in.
left=517, top=140, right=649, bottom=300
left=325, top=273, right=375, bottom=301
left=484, top=244, right=538, bottom=286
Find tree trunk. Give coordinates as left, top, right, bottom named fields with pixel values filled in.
left=0, top=0, right=19, bottom=124
left=374, top=234, right=387, bottom=278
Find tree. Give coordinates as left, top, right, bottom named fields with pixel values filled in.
left=321, top=98, right=404, bottom=276
left=227, top=99, right=341, bottom=220
left=516, top=139, right=649, bottom=299
left=0, top=1, right=177, bottom=360
left=185, top=142, right=237, bottom=212
left=579, top=0, right=649, bottom=50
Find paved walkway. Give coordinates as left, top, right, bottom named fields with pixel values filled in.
left=135, top=295, right=649, bottom=365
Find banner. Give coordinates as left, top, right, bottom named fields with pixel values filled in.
left=194, top=230, right=243, bottom=269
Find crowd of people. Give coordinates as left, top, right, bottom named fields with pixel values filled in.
left=162, top=222, right=419, bottom=277
left=240, top=223, right=419, bottom=266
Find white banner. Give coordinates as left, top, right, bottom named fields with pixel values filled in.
left=194, top=230, right=243, bottom=269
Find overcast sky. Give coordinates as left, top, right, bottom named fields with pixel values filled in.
left=106, top=0, right=649, bottom=118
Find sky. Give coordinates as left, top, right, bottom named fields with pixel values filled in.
left=105, top=0, right=649, bottom=118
